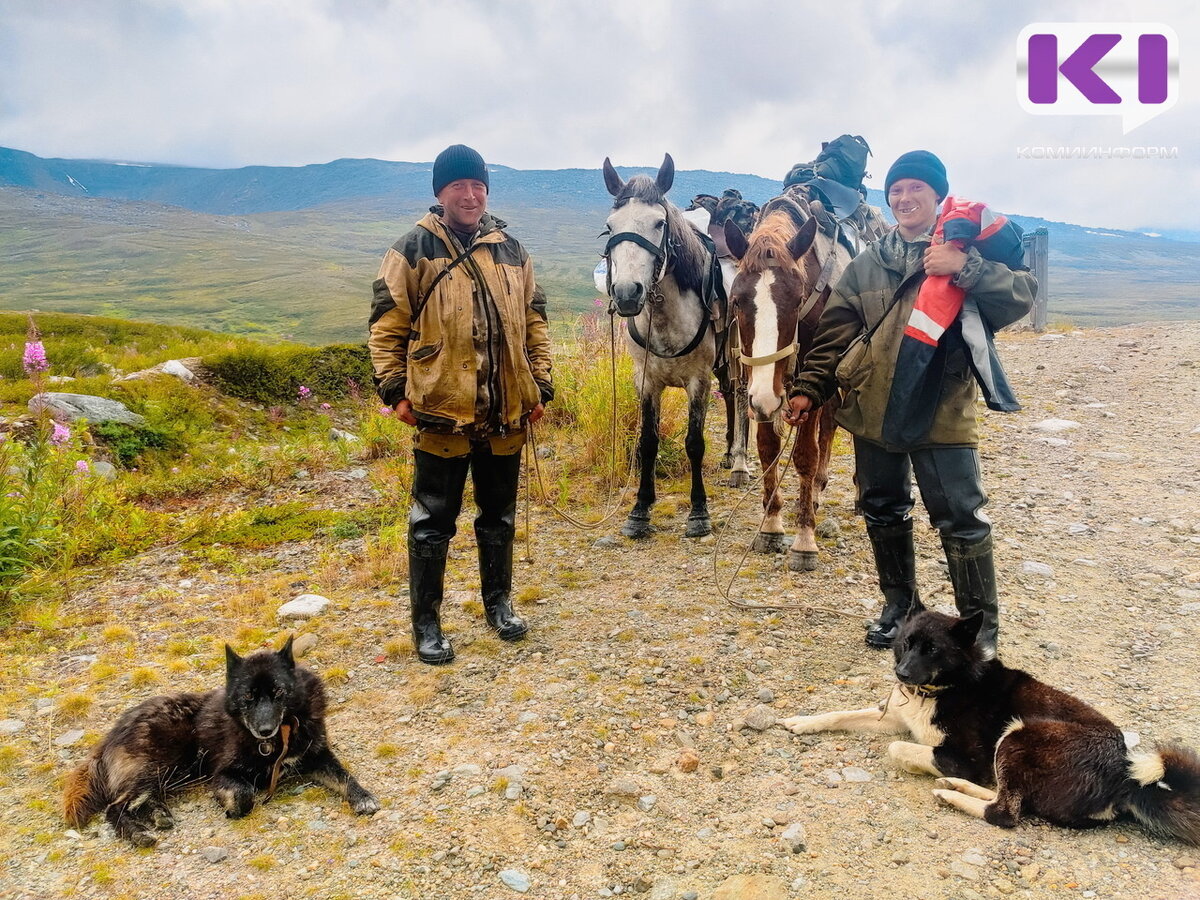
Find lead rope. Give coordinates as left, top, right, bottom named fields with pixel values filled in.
left=523, top=302, right=651, bottom=542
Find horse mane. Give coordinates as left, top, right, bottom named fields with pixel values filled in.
left=739, top=206, right=808, bottom=274
left=613, top=175, right=707, bottom=297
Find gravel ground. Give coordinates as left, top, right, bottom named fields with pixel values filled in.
left=2, top=322, right=1199, bottom=900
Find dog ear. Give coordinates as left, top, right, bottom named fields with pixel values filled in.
left=952, top=610, right=984, bottom=645
left=909, top=595, right=927, bottom=616
left=225, top=644, right=242, bottom=680
left=278, top=634, right=295, bottom=668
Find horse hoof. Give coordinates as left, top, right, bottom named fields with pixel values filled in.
left=684, top=517, right=712, bottom=538
left=788, top=549, right=819, bottom=572
left=621, top=518, right=654, bottom=539
left=728, top=470, right=751, bottom=489
left=719, top=454, right=733, bottom=470
left=751, top=532, right=788, bottom=554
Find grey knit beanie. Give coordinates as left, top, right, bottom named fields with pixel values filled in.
left=432, top=144, right=489, bottom=196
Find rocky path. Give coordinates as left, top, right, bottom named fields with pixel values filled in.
left=2, top=323, right=1199, bottom=900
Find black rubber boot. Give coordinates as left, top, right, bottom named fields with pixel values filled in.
left=942, top=534, right=999, bottom=659
left=865, top=520, right=920, bottom=649
left=472, top=446, right=527, bottom=641
left=479, top=541, right=528, bottom=641
left=409, top=545, right=454, bottom=665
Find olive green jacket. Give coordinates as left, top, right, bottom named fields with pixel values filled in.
left=791, top=228, right=1036, bottom=449
left=369, top=212, right=553, bottom=430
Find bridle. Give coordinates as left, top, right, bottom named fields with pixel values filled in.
left=602, top=201, right=672, bottom=303
left=737, top=225, right=839, bottom=383
left=601, top=201, right=720, bottom=360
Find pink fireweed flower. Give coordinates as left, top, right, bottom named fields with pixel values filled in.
left=594, top=298, right=605, bottom=308
left=75, top=460, right=90, bottom=475
left=379, top=406, right=392, bottom=416
left=50, top=422, right=71, bottom=445
left=320, top=402, right=332, bottom=411
left=22, top=341, right=49, bottom=375
left=297, top=385, right=312, bottom=400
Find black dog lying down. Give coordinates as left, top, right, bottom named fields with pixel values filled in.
left=64, top=637, right=378, bottom=846
left=780, top=603, right=1200, bottom=844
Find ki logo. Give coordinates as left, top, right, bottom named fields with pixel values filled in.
left=1017, top=23, right=1179, bottom=134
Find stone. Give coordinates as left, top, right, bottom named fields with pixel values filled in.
left=646, top=879, right=679, bottom=900
left=498, top=869, right=531, bottom=893
left=1030, top=418, right=1080, bottom=433
left=330, top=428, right=361, bottom=442
left=0, top=719, right=25, bottom=735
left=962, top=849, right=988, bottom=866
left=54, top=729, right=85, bottom=748
left=291, top=633, right=319, bottom=657
left=1021, top=561, right=1054, bottom=577
left=605, top=777, right=640, bottom=798
left=694, top=710, right=715, bottom=727
left=757, top=688, right=775, bottom=703
left=712, top=874, right=788, bottom=900
left=676, top=748, right=699, bottom=773
left=637, top=795, right=657, bottom=812
left=29, top=392, right=145, bottom=426
left=841, top=766, right=873, bottom=783
left=572, top=810, right=592, bottom=828
left=742, top=704, right=777, bottom=731
left=593, top=536, right=620, bottom=549
left=91, top=461, right=118, bottom=481
left=452, top=763, right=483, bottom=777
left=200, top=846, right=228, bottom=863
left=780, top=821, right=807, bottom=853
left=276, top=594, right=331, bottom=620
left=118, top=359, right=199, bottom=383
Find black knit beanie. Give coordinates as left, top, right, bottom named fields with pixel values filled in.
left=432, top=144, right=489, bottom=196
left=884, top=150, right=948, bottom=200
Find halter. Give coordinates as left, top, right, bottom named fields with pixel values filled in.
left=602, top=201, right=673, bottom=297
left=737, top=227, right=840, bottom=381
left=602, top=203, right=726, bottom=360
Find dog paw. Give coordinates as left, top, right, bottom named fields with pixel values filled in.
left=350, top=792, right=381, bottom=816
left=129, top=828, right=159, bottom=848
left=778, top=715, right=818, bottom=734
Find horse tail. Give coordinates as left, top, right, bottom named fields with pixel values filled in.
left=1125, top=745, right=1200, bottom=845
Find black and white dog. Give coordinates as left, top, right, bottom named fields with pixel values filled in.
left=64, top=637, right=378, bottom=846
left=780, top=603, right=1200, bottom=843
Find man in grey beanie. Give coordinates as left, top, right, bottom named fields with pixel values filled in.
left=785, top=150, right=1035, bottom=658
left=368, top=144, right=554, bottom=665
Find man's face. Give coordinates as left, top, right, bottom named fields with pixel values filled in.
left=888, top=178, right=940, bottom=239
left=437, top=179, right=488, bottom=233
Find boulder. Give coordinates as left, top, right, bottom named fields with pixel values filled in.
left=29, top=393, right=145, bottom=426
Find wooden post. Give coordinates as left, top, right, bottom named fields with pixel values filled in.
left=1022, top=227, right=1049, bottom=331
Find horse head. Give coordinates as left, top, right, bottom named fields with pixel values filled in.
left=601, top=154, right=679, bottom=318
left=726, top=205, right=820, bottom=422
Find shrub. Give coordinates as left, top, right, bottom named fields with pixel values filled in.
left=205, top=344, right=373, bottom=404
left=89, top=422, right=174, bottom=467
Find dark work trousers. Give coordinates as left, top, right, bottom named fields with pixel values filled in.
left=408, top=444, right=522, bottom=556
left=853, top=437, right=991, bottom=543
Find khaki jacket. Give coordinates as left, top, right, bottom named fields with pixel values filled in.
left=369, top=212, right=553, bottom=430
left=792, top=228, right=1036, bottom=449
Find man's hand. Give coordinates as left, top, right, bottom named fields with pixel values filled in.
left=783, top=394, right=813, bottom=427
left=923, top=241, right=967, bottom=277
left=528, top=402, right=545, bottom=425
left=394, top=398, right=417, bottom=426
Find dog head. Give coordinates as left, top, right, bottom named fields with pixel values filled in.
left=224, top=636, right=297, bottom=741
left=892, top=601, right=986, bottom=689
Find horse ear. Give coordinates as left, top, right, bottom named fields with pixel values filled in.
left=656, top=153, right=675, bottom=194
left=788, top=216, right=819, bottom=260
left=602, top=157, right=624, bottom=197
left=723, top=219, right=749, bottom=261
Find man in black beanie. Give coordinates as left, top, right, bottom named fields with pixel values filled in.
left=368, top=144, right=554, bottom=664
left=785, top=150, right=1035, bottom=657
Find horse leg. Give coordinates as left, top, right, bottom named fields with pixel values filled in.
left=683, top=378, right=712, bottom=537
left=751, top=421, right=788, bottom=553
left=716, top=366, right=751, bottom=488
left=621, top=391, right=660, bottom=539
left=787, top=409, right=822, bottom=572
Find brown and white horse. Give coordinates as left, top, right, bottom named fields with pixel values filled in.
left=723, top=193, right=853, bottom=571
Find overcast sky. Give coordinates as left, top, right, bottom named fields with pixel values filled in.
left=0, top=0, right=1195, bottom=232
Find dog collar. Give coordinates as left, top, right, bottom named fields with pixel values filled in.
left=905, top=683, right=949, bottom=699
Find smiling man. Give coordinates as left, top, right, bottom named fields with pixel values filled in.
left=368, top=144, right=554, bottom=665
left=784, top=150, right=1036, bottom=657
